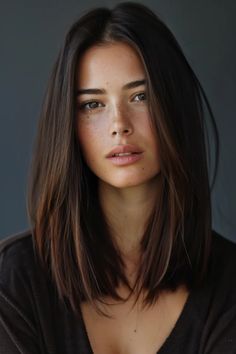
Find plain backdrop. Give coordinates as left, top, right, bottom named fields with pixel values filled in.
left=0, top=0, right=235, bottom=241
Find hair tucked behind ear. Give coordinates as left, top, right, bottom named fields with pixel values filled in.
left=26, top=1, right=219, bottom=317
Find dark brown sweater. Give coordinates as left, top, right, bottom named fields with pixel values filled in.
left=0, top=229, right=236, bottom=354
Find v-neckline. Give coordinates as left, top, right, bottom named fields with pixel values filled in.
left=78, top=288, right=195, bottom=354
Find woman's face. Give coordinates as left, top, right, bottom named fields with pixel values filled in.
left=76, top=41, right=161, bottom=188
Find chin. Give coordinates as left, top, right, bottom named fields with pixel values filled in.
left=109, top=181, right=144, bottom=189
left=100, top=174, right=159, bottom=189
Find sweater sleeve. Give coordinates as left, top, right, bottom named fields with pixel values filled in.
left=0, top=285, right=40, bottom=354
left=203, top=304, right=236, bottom=354
left=0, top=234, right=42, bottom=354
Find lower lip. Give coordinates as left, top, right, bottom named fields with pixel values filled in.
left=107, top=153, right=143, bottom=166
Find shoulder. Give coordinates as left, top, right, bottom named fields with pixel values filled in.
left=0, top=229, right=37, bottom=280
left=0, top=229, right=55, bottom=302
left=0, top=229, right=34, bottom=256
left=0, top=231, right=57, bottom=351
left=210, top=229, right=236, bottom=270
left=0, top=229, right=40, bottom=297
left=198, top=231, right=236, bottom=352
left=0, top=230, right=42, bottom=331
left=207, top=229, right=236, bottom=308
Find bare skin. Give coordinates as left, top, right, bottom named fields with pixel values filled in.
left=76, top=40, right=162, bottom=278
left=98, top=176, right=162, bottom=279
left=77, top=41, right=190, bottom=354
left=81, top=285, right=189, bottom=354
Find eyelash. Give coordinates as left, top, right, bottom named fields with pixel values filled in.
left=78, top=92, right=147, bottom=112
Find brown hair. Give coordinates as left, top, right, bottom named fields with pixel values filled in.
left=27, top=2, right=219, bottom=317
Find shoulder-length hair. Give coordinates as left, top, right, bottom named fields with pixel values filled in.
left=27, top=1, right=219, bottom=317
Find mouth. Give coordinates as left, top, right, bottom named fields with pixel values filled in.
left=110, top=152, right=141, bottom=157
left=106, top=144, right=143, bottom=158
left=106, top=151, right=143, bottom=166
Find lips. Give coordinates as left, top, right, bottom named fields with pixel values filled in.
left=106, top=144, right=143, bottom=158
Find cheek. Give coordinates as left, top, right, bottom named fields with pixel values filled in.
left=136, top=114, right=156, bottom=141
left=77, top=120, right=105, bottom=160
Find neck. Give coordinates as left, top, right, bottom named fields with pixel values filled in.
left=98, top=175, right=162, bottom=277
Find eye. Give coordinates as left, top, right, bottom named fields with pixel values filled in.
left=132, top=92, right=147, bottom=102
left=78, top=101, right=104, bottom=111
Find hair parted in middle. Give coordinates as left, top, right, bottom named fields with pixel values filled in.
left=27, top=1, right=219, bottom=317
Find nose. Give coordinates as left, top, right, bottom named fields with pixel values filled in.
left=109, top=104, right=134, bottom=137
left=111, top=126, right=132, bottom=136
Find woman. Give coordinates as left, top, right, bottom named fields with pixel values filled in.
left=0, top=2, right=236, bottom=353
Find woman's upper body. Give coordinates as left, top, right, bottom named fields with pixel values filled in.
left=0, top=229, right=236, bottom=354
left=1, top=2, right=232, bottom=353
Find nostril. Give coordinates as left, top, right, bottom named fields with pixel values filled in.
left=111, top=128, right=131, bottom=136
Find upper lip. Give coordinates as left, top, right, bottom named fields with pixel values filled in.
left=106, top=144, right=143, bottom=157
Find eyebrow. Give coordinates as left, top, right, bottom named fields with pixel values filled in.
left=76, top=79, right=146, bottom=96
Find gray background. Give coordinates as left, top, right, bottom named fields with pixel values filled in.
left=0, top=0, right=235, bottom=241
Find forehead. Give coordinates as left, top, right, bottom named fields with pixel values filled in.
left=76, top=42, right=146, bottom=87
